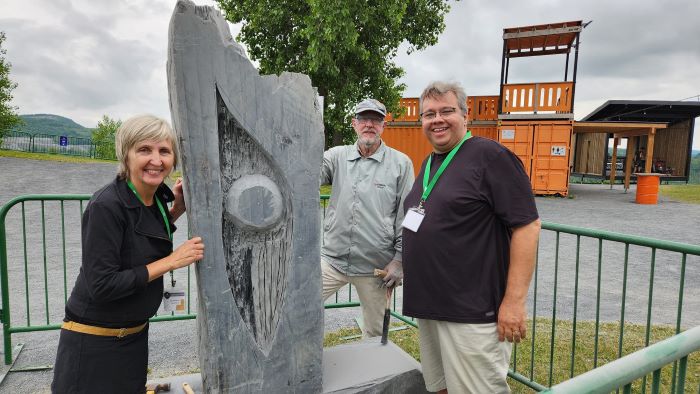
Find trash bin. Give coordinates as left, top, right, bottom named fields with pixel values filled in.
left=635, top=173, right=662, bottom=204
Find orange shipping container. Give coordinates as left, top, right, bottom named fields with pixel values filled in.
left=498, top=120, right=572, bottom=196
left=497, top=122, right=534, bottom=176
left=468, top=124, right=498, bottom=142
left=382, top=126, right=431, bottom=177
left=384, top=123, right=501, bottom=177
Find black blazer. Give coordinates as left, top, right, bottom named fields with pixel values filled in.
left=65, top=177, right=176, bottom=327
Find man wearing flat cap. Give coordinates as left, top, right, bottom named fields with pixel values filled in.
left=320, top=98, right=414, bottom=338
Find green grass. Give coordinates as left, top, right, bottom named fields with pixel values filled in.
left=660, top=184, right=700, bottom=204
left=324, top=323, right=421, bottom=360
left=324, top=318, right=699, bottom=393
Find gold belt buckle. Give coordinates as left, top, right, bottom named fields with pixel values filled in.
left=117, top=328, right=127, bottom=338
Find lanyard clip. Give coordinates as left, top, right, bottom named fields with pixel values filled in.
left=417, top=199, right=425, bottom=212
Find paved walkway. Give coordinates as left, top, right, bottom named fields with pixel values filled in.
left=0, top=156, right=698, bottom=392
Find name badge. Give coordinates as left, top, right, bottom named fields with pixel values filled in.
left=402, top=207, right=425, bottom=232
left=162, top=284, right=186, bottom=314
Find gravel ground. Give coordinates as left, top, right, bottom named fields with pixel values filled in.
left=0, top=156, right=698, bottom=392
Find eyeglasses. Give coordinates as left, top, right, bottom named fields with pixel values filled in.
left=355, top=115, right=384, bottom=125
left=420, top=107, right=458, bottom=120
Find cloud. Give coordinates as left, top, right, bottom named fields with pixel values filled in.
left=393, top=0, right=700, bottom=147
left=0, top=0, right=184, bottom=125
left=0, top=0, right=698, bottom=147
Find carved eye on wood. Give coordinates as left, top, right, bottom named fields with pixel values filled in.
left=225, top=174, right=284, bottom=231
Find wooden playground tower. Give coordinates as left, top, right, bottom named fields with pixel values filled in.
left=470, top=20, right=587, bottom=196
left=384, top=19, right=698, bottom=190
left=384, top=20, right=589, bottom=196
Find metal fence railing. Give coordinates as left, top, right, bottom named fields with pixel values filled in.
left=0, top=194, right=698, bottom=392
left=0, top=132, right=116, bottom=160
left=509, top=222, right=700, bottom=392
left=0, top=194, right=194, bottom=367
left=542, top=325, right=700, bottom=393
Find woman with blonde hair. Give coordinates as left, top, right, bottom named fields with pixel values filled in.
left=52, top=115, right=204, bottom=393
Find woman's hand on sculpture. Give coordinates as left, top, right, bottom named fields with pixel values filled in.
left=147, top=236, right=204, bottom=282
left=169, top=237, right=204, bottom=269
left=170, top=178, right=186, bottom=221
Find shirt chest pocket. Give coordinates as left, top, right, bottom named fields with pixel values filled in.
left=374, top=172, right=400, bottom=217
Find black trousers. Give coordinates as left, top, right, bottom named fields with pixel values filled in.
left=51, top=324, right=149, bottom=394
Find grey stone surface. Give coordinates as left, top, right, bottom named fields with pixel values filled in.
left=323, top=338, right=428, bottom=394
left=145, top=338, right=428, bottom=394
left=167, top=1, right=325, bottom=392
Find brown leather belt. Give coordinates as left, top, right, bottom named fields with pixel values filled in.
left=61, top=321, right=147, bottom=338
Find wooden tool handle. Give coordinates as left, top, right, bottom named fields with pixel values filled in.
left=374, top=268, right=387, bottom=278
left=182, top=383, right=195, bottom=394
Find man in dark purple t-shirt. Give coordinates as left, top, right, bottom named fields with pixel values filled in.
left=402, top=81, right=541, bottom=393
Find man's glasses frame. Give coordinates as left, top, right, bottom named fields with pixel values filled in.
left=355, top=115, right=385, bottom=125
left=420, top=107, right=459, bottom=120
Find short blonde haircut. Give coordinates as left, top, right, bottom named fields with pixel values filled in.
left=115, top=114, right=179, bottom=179
left=419, top=81, right=468, bottom=115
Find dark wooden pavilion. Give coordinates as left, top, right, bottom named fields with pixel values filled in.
left=572, top=100, right=700, bottom=187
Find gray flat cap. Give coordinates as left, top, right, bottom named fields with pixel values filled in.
left=354, top=99, right=386, bottom=117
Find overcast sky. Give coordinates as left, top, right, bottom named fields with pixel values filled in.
left=1, top=0, right=699, bottom=148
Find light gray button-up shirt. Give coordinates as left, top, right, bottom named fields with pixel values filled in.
left=320, top=140, right=414, bottom=276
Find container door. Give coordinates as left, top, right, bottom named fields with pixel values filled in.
left=498, top=122, right=534, bottom=177
left=470, top=125, right=498, bottom=141
left=532, top=122, right=572, bottom=195
left=382, top=126, right=432, bottom=177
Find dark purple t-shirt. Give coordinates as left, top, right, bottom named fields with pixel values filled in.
left=402, top=136, right=539, bottom=323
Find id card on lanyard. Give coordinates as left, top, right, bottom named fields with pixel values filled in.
left=127, top=180, right=186, bottom=313
left=401, top=131, right=472, bottom=232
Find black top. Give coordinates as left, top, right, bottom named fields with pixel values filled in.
left=65, top=177, right=176, bottom=328
left=402, top=136, right=539, bottom=323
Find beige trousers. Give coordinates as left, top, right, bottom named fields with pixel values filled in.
left=321, top=260, right=387, bottom=338
left=418, top=319, right=512, bottom=393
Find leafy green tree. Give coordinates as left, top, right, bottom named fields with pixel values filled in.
left=92, top=115, right=121, bottom=159
left=216, top=0, right=453, bottom=146
left=0, top=31, right=22, bottom=140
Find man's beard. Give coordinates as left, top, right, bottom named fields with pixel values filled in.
left=360, top=131, right=378, bottom=147
left=361, top=137, right=376, bottom=147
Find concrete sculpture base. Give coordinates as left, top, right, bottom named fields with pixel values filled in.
left=146, top=338, right=428, bottom=394
left=323, top=337, right=429, bottom=394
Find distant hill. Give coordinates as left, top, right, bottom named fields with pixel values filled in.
left=13, top=114, right=93, bottom=139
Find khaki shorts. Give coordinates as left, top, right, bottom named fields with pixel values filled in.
left=417, top=319, right=512, bottom=393
left=321, top=260, right=387, bottom=338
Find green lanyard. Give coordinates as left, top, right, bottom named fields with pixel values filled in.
left=127, top=180, right=172, bottom=241
left=420, top=131, right=472, bottom=209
